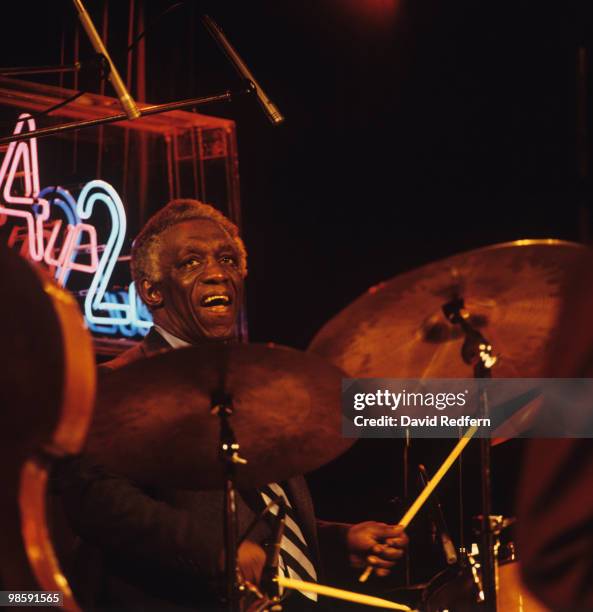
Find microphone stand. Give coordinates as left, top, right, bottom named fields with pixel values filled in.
left=0, top=64, right=81, bottom=77
left=442, top=297, right=498, bottom=612
left=0, top=88, right=250, bottom=145
left=0, top=8, right=283, bottom=144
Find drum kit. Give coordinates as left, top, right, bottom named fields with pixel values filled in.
left=0, top=245, right=96, bottom=611
left=2, top=238, right=588, bottom=610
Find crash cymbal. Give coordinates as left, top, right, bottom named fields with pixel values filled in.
left=309, top=239, right=586, bottom=379
left=86, top=343, right=352, bottom=490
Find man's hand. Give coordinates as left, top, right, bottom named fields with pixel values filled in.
left=237, top=540, right=267, bottom=585
left=346, top=522, right=408, bottom=577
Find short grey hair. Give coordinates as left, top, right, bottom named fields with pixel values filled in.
left=131, top=199, right=247, bottom=287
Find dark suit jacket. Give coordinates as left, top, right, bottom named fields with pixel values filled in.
left=516, top=254, right=593, bottom=612
left=56, top=329, right=350, bottom=611
left=517, top=438, right=593, bottom=612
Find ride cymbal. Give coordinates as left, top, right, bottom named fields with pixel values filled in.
left=86, top=342, right=352, bottom=489
left=310, top=240, right=585, bottom=379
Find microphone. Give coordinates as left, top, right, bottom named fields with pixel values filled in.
left=71, top=0, right=141, bottom=120
left=419, top=464, right=458, bottom=565
left=202, top=15, right=284, bottom=126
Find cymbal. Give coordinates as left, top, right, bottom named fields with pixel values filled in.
left=0, top=245, right=95, bottom=458
left=309, top=240, right=586, bottom=379
left=86, top=343, right=352, bottom=490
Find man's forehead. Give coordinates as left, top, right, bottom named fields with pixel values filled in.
left=161, top=218, right=236, bottom=249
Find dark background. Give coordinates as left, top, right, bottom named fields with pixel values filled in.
left=2, top=0, right=592, bottom=585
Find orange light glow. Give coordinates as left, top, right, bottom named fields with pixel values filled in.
left=331, top=0, right=401, bottom=25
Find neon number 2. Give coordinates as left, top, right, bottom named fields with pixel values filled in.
left=77, top=180, right=129, bottom=325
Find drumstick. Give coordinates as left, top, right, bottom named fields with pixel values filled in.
left=276, top=575, right=413, bottom=610
left=359, top=424, right=479, bottom=583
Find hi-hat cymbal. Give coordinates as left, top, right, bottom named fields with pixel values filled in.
left=86, top=343, right=352, bottom=490
left=309, top=240, right=586, bottom=379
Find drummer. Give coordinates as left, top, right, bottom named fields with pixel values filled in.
left=56, top=199, right=408, bottom=610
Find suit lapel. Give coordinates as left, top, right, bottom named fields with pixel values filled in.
left=141, top=327, right=171, bottom=356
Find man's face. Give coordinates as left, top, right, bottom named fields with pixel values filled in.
left=149, top=218, right=244, bottom=342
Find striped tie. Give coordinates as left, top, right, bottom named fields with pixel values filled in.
left=260, top=483, right=318, bottom=602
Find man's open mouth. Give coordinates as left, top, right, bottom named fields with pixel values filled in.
left=200, top=294, right=233, bottom=312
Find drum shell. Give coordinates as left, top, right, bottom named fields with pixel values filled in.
left=497, top=558, right=548, bottom=612
left=422, top=546, right=549, bottom=611
left=422, top=565, right=481, bottom=612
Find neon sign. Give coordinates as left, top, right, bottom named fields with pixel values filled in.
left=0, top=114, right=152, bottom=336
left=36, top=186, right=97, bottom=286
left=0, top=114, right=48, bottom=261
left=88, top=282, right=152, bottom=336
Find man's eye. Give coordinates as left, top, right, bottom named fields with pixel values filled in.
left=181, top=257, right=200, bottom=269
left=220, top=255, right=237, bottom=266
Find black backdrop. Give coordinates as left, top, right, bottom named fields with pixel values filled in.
left=2, top=0, right=592, bottom=584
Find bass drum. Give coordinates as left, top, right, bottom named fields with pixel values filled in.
left=423, top=545, right=548, bottom=611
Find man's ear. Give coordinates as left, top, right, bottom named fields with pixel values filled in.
left=137, top=278, right=164, bottom=309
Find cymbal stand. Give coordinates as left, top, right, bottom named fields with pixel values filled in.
left=212, top=391, right=248, bottom=612
left=403, top=427, right=411, bottom=585
left=443, top=297, right=498, bottom=612
left=259, top=500, right=287, bottom=611
left=237, top=496, right=287, bottom=612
